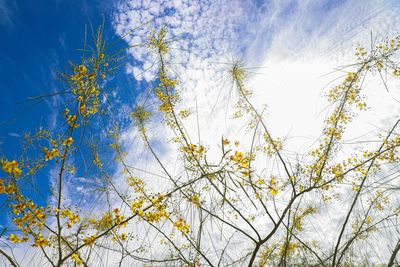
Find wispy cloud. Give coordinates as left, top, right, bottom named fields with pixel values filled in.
left=113, top=0, right=283, bottom=80
left=109, top=0, right=400, bottom=263
left=0, top=0, right=15, bottom=28
left=263, top=0, right=400, bottom=61
left=112, top=0, right=400, bottom=163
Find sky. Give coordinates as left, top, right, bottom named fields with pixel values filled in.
left=0, top=0, right=126, bottom=149
left=0, top=0, right=127, bottom=225
left=1, top=0, right=400, bottom=264
left=111, top=0, right=400, bottom=194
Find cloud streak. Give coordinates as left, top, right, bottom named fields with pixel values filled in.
left=0, top=0, right=15, bottom=28
left=109, top=0, right=400, bottom=264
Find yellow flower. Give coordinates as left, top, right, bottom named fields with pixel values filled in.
left=33, top=233, right=49, bottom=247
left=71, top=253, right=83, bottom=265
left=223, top=138, right=230, bottom=146
left=83, top=235, right=97, bottom=246
left=114, top=208, right=125, bottom=226
left=88, top=73, right=96, bottom=80
left=231, top=151, right=245, bottom=162
left=63, top=137, right=74, bottom=147
left=190, top=194, right=200, bottom=206
left=173, top=218, right=190, bottom=234
left=9, top=234, right=27, bottom=243
left=2, top=160, right=22, bottom=176
left=0, top=179, right=5, bottom=194
left=61, top=208, right=81, bottom=228
left=119, top=233, right=127, bottom=241
left=34, top=208, right=46, bottom=221
left=66, top=115, right=78, bottom=128
left=79, top=104, right=86, bottom=114
left=5, top=183, right=17, bottom=194
left=131, top=198, right=144, bottom=212
left=44, top=148, right=59, bottom=161
left=78, top=65, right=87, bottom=74
left=269, top=176, right=279, bottom=196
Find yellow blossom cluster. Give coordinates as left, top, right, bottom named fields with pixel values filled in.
left=229, top=63, right=256, bottom=128
left=173, top=217, right=190, bottom=235
left=190, top=193, right=200, bottom=206
left=130, top=106, right=152, bottom=136
left=71, top=253, right=83, bottom=265
left=178, top=109, right=191, bottom=118
left=305, top=70, right=366, bottom=186
left=2, top=160, right=22, bottom=176
left=63, top=137, right=73, bottom=147
left=113, top=208, right=126, bottom=226
left=88, top=212, right=113, bottom=231
left=258, top=246, right=273, bottom=266
left=135, top=194, right=169, bottom=224
left=140, top=207, right=169, bottom=224
left=0, top=179, right=17, bottom=194
left=263, top=133, right=283, bottom=157
left=13, top=202, right=46, bottom=232
left=119, top=232, right=128, bottom=241
left=43, top=147, right=59, bottom=161
left=329, top=163, right=345, bottom=182
left=9, top=234, right=29, bottom=244
left=83, top=234, right=97, bottom=246
left=111, top=232, right=128, bottom=242
left=6, top=195, right=48, bottom=248
left=33, top=233, right=49, bottom=247
left=155, top=73, right=180, bottom=114
left=65, top=113, right=78, bottom=128
left=279, top=242, right=300, bottom=257
left=148, top=27, right=169, bottom=55
left=293, top=206, right=317, bottom=231
left=61, top=208, right=81, bottom=228
left=69, top=62, right=104, bottom=118
left=93, top=153, right=103, bottom=169
left=127, top=177, right=145, bottom=193
left=356, top=36, right=400, bottom=76
left=371, top=191, right=390, bottom=211
left=88, top=208, right=127, bottom=231
left=269, top=176, right=279, bottom=196
left=131, top=197, right=145, bottom=212
left=229, top=150, right=251, bottom=177
left=181, top=144, right=206, bottom=162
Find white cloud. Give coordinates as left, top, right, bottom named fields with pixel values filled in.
left=108, top=0, right=400, bottom=264
left=113, top=0, right=400, bottom=170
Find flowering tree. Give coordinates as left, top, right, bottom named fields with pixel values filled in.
left=1, top=25, right=400, bottom=267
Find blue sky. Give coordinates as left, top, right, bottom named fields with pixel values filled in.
left=0, top=0, right=116, bottom=150
left=0, top=0, right=129, bottom=225
left=1, top=0, right=400, bottom=252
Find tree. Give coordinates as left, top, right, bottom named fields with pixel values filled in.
left=1, top=25, right=400, bottom=267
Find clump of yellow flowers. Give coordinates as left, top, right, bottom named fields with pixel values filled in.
left=83, top=234, right=97, bottom=246
left=2, top=160, right=22, bottom=176
left=173, top=217, right=190, bottom=235
left=60, top=208, right=81, bottom=228
left=71, top=253, right=83, bottom=265
left=43, top=147, right=59, bottom=161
